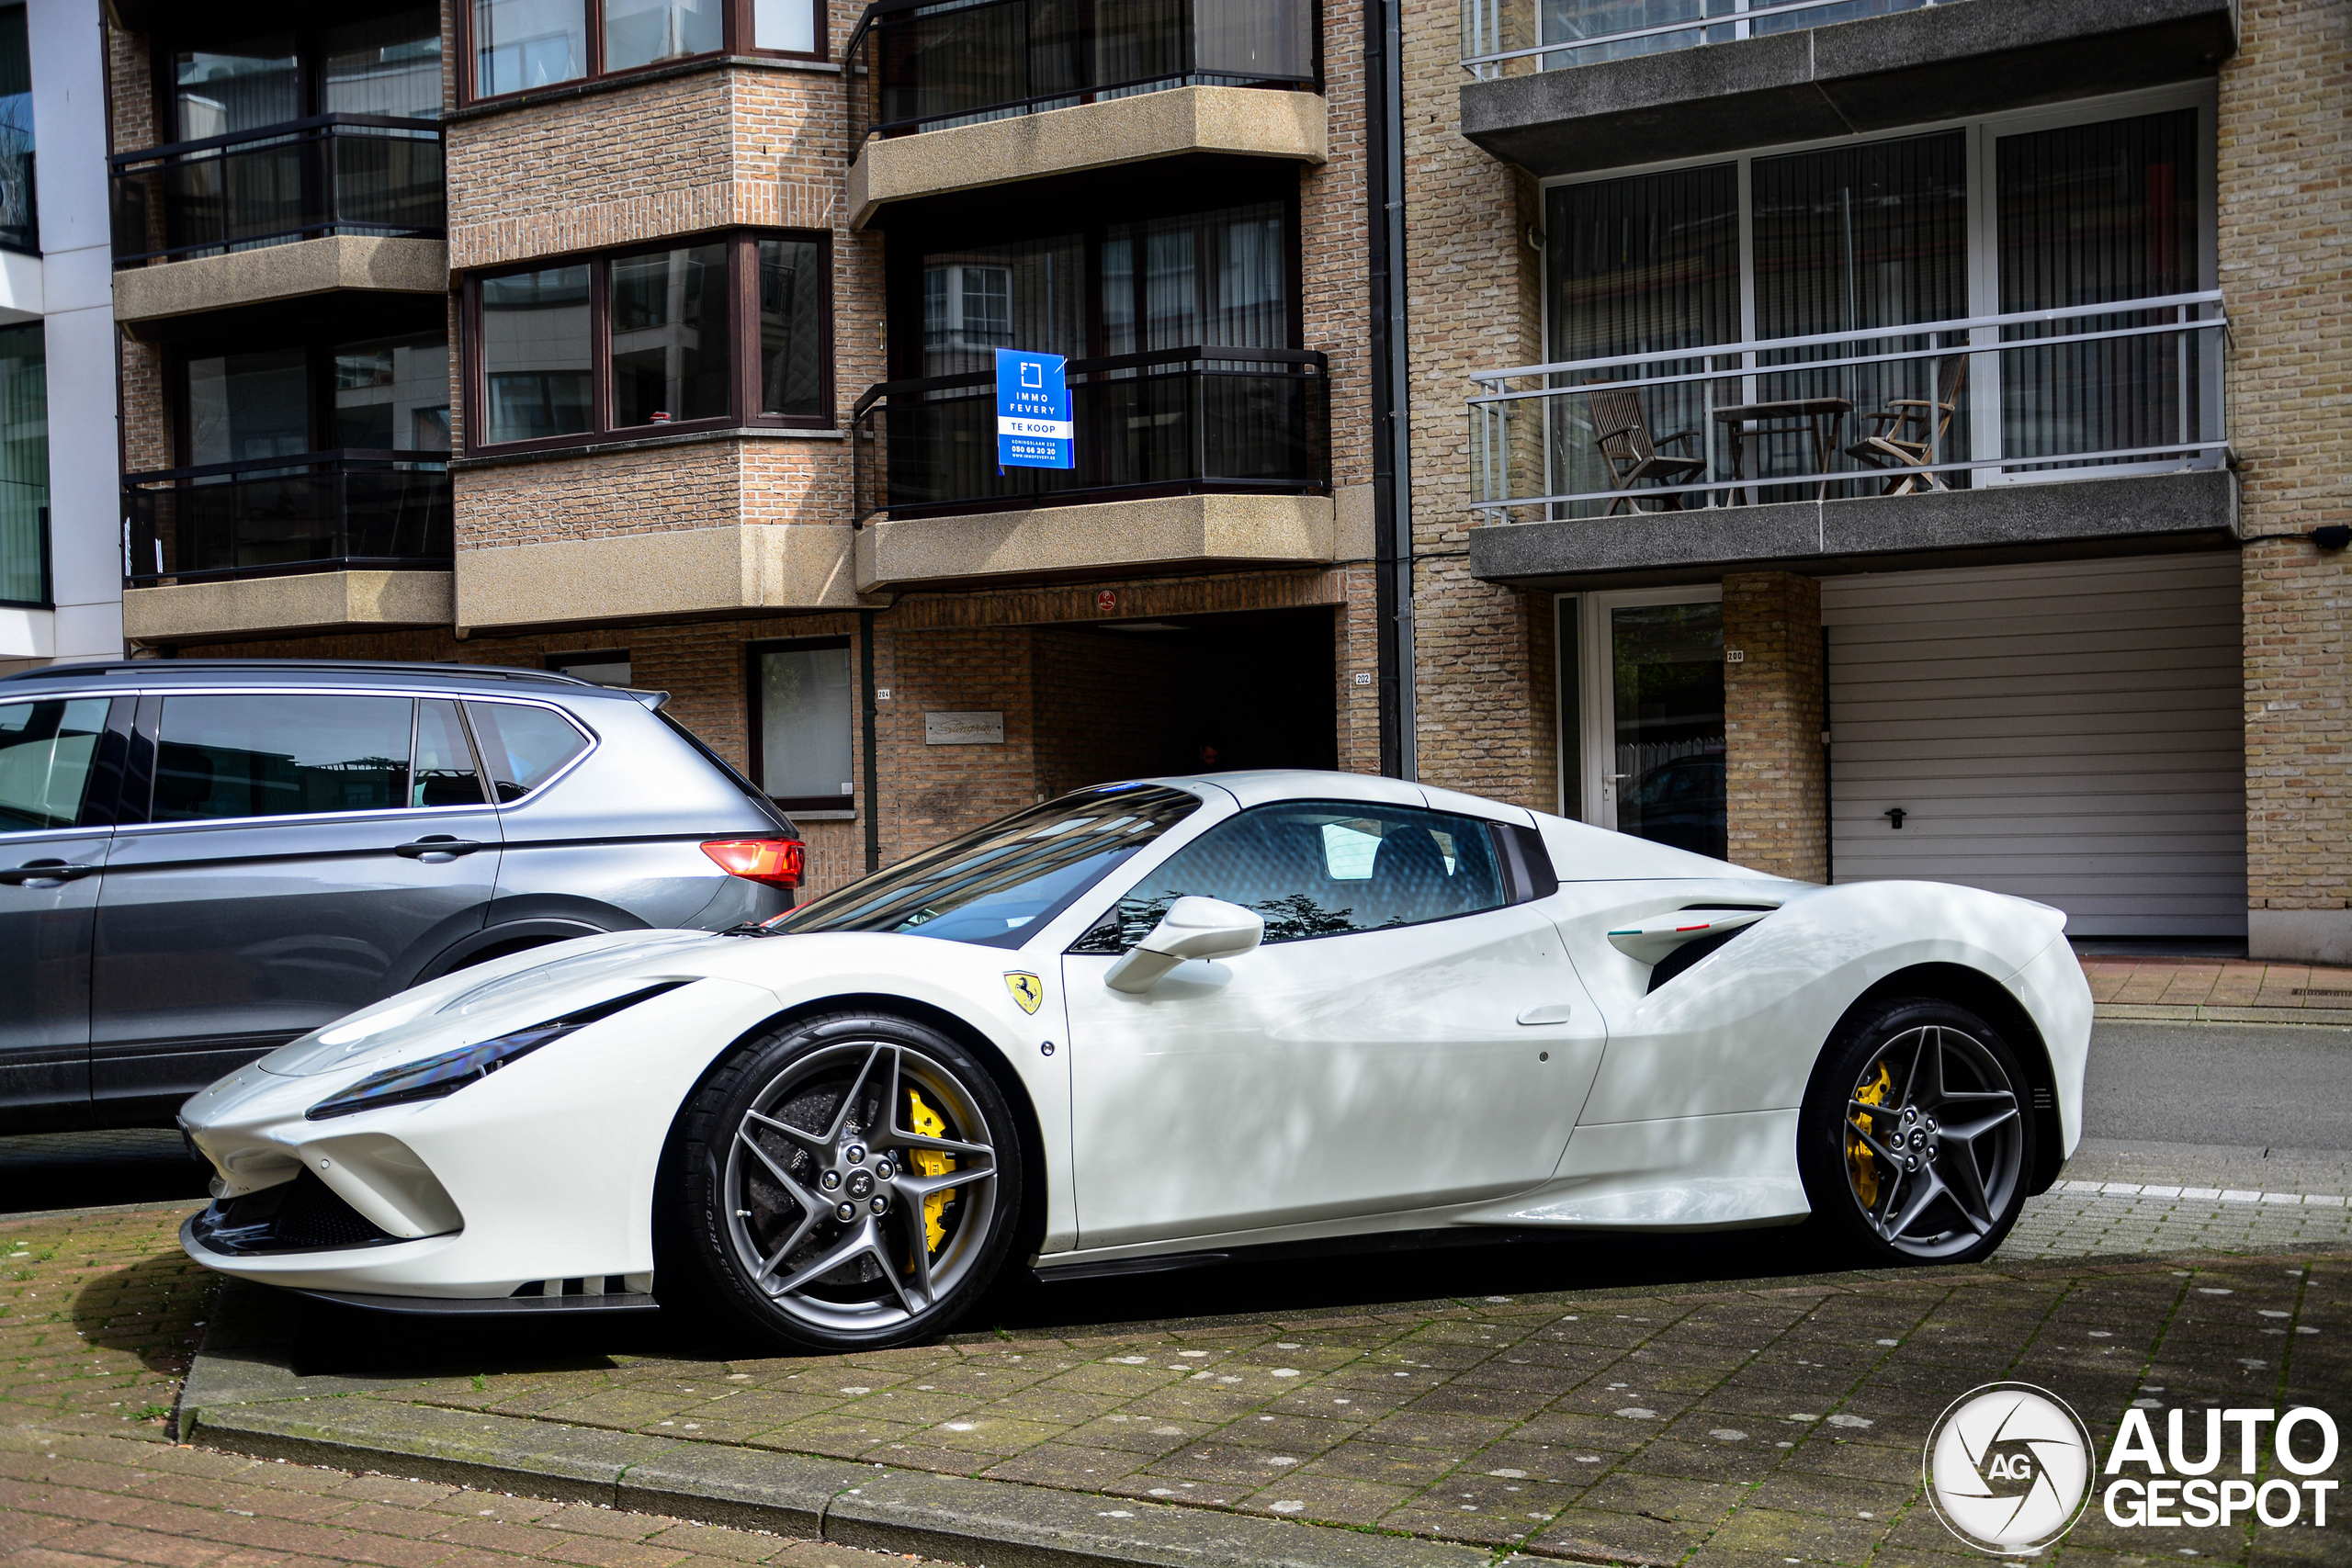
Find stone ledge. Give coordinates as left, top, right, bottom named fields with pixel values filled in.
left=855, top=491, right=1342, bottom=592
left=2095, top=1002, right=2352, bottom=1027
left=123, top=570, right=454, bottom=642
left=849, top=86, right=1328, bottom=228
left=113, top=236, right=449, bottom=323
left=455, top=524, right=865, bottom=630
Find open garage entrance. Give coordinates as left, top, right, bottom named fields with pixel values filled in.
left=1032, top=606, right=1337, bottom=796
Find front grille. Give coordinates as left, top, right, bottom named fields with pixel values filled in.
left=190, top=1168, right=401, bottom=1256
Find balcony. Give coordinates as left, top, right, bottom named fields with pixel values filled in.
left=109, top=117, right=444, bottom=268
left=849, top=345, right=1338, bottom=588
left=844, top=0, right=1323, bottom=225
left=1458, top=0, right=2238, bottom=175
left=121, top=453, right=453, bottom=641
left=1463, top=291, right=2238, bottom=583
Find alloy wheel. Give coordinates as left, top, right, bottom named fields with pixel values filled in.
left=720, top=1038, right=998, bottom=1335
left=1840, top=1024, right=2024, bottom=1259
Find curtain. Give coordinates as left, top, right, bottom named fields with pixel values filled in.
left=920, top=233, right=1085, bottom=377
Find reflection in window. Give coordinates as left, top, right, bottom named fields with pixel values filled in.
left=0, top=321, right=44, bottom=605
left=413, top=699, right=485, bottom=807
left=0, top=699, right=107, bottom=831
left=604, top=0, right=724, bottom=70
left=481, top=265, right=593, bottom=443
left=1112, top=801, right=1505, bottom=948
left=759, top=239, right=824, bottom=418
left=610, top=244, right=729, bottom=427
left=333, top=333, right=451, bottom=451
left=755, top=641, right=853, bottom=807
left=1611, top=602, right=1724, bottom=861
left=153, top=695, right=413, bottom=821
left=921, top=236, right=1083, bottom=377
left=466, top=702, right=589, bottom=801
left=778, top=785, right=1200, bottom=946
left=0, top=5, right=33, bottom=252
left=173, top=35, right=300, bottom=141
left=324, top=9, right=444, bottom=118
left=186, top=348, right=309, bottom=466
left=474, top=0, right=587, bottom=96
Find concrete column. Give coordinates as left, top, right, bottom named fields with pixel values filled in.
left=1724, top=571, right=1826, bottom=883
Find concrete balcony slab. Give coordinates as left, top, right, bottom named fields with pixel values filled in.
left=122, top=570, right=454, bottom=642
left=113, top=236, right=449, bottom=324
left=454, top=523, right=862, bottom=631
left=847, top=85, right=1326, bottom=229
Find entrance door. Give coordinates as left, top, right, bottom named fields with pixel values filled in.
left=1560, top=589, right=1727, bottom=860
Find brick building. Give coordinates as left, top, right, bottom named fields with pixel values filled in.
left=1408, top=0, right=2349, bottom=962
left=103, top=0, right=1379, bottom=897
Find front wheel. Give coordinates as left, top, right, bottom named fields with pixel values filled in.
left=1799, top=998, right=2034, bottom=1266
left=663, top=1012, right=1023, bottom=1349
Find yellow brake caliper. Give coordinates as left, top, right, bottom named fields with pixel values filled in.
left=1849, top=1063, right=1893, bottom=1208
left=907, top=1089, right=957, bottom=1257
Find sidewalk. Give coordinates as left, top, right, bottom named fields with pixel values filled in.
left=2081, top=953, right=2352, bottom=1024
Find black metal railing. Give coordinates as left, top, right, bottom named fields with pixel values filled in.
left=0, top=133, right=33, bottom=255
left=852, top=345, right=1328, bottom=521
left=124, top=453, right=452, bottom=586
left=848, top=0, right=1317, bottom=140
left=109, top=117, right=444, bottom=268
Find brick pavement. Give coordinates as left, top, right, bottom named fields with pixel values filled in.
left=2081, top=955, right=2352, bottom=1023
left=10, top=1190, right=2347, bottom=1567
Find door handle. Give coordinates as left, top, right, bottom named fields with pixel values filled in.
left=393, top=837, right=487, bottom=861
left=0, top=859, right=97, bottom=886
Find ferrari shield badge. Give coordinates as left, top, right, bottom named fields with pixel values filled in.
left=1003, top=972, right=1045, bottom=1015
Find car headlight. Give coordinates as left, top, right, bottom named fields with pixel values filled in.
left=306, top=981, right=689, bottom=1122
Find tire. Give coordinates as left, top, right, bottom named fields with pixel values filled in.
left=1798, top=997, right=2035, bottom=1267
left=662, top=1011, right=1023, bottom=1350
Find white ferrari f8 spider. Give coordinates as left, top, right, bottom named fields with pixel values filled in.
left=179, top=771, right=2091, bottom=1349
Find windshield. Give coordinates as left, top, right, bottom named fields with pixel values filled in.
left=772, top=784, right=1202, bottom=946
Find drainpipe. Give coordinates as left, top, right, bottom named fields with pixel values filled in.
left=1365, top=0, right=1416, bottom=780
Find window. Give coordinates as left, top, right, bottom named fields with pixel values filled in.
left=469, top=233, right=831, bottom=451
left=1103, top=800, right=1508, bottom=950
left=750, top=637, right=852, bottom=813
left=777, top=784, right=1201, bottom=946
left=153, top=694, right=418, bottom=821
left=548, top=649, right=633, bottom=686
left=466, top=702, right=590, bottom=801
left=466, top=0, right=822, bottom=102
left=0, top=4, right=32, bottom=254
left=0, top=699, right=108, bottom=832
left=168, top=11, right=441, bottom=139
left=334, top=334, right=455, bottom=453
left=0, top=321, right=45, bottom=605
left=413, top=700, right=487, bottom=807
left=175, top=316, right=450, bottom=466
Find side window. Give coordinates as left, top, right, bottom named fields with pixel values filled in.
left=413, top=699, right=486, bottom=807
left=0, top=699, right=111, bottom=832
left=1112, top=800, right=1506, bottom=948
left=466, top=701, right=589, bottom=801
left=751, top=637, right=853, bottom=813
left=153, top=695, right=413, bottom=822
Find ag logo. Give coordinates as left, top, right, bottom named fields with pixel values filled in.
left=1925, top=1382, right=2095, bottom=1554
left=1003, top=972, right=1044, bottom=1015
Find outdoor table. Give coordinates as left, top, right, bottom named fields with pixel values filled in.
left=1712, top=397, right=1852, bottom=504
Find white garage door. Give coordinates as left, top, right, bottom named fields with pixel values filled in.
left=1823, top=553, right=2245, bottom=939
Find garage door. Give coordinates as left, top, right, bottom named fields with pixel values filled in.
left=1823, top=553, right=2245, bottom=939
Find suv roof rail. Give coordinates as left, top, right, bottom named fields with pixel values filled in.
left=0, top=659, right=597, bottom=687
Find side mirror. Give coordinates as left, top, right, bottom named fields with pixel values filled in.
left=1102, top=896, right=1264, bottom=994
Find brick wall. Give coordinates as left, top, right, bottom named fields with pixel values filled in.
left=1723, top=571, right=1827, bottom=883
left=2225, top=0, right=2352, bottom=947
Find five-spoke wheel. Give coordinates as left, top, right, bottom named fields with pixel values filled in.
left=665, top=1013, right=1022, bottom=1349
left=1801, top=999, right=2034, bottom=1265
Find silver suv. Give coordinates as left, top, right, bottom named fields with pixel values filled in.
left=0, top=660, right=802, bottom=1134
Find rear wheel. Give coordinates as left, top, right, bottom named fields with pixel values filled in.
left=663, top=1012, right=1021, bottom=1349
left=1799, top=998, right=2033, bottom=1266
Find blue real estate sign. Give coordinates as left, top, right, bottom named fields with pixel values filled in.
left=995, top=348, right=1074, bottom=469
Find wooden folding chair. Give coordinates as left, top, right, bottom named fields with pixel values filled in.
left=1845, top=354, right=1967, bottom=495
left=1585, top=382, right=1704, bottom=514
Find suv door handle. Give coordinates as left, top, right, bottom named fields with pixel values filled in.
left=393, top=837, right=487, bottom=861
left=0, top=859, right=97, bottom=886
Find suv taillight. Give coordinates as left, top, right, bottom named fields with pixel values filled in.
left=702, top=839, right=804, bottom=889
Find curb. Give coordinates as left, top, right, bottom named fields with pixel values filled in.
left=2094, top=1002, right=2352, bottom=1026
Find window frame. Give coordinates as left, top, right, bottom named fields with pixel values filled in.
left=458, top=0, right=826, bottom=107
left=462, top=229, right=833, bottom=456
left=745, top=634, right=855, bottom=817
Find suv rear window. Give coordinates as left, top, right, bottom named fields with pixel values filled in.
left=466, top=702, right=590, bottom=801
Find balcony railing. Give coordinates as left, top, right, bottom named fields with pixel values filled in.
left=1462, top=0, right=1951, bottom=79
left=109, top=117, right=444, bottom=268
left=1467, top=291, right=2226, bottom=521
left=0, top=131, right=33, bottom=255
left=853, top=345, right=1328, bottom=521
left=848, top=0, right=1317, bottom=141
left=124, top=453, right=452, bottom=586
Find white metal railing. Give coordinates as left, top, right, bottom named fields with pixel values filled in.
left=1467, top=290, right=2228, bottom=520
left=1462, top=0, right=1949, bottom=80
